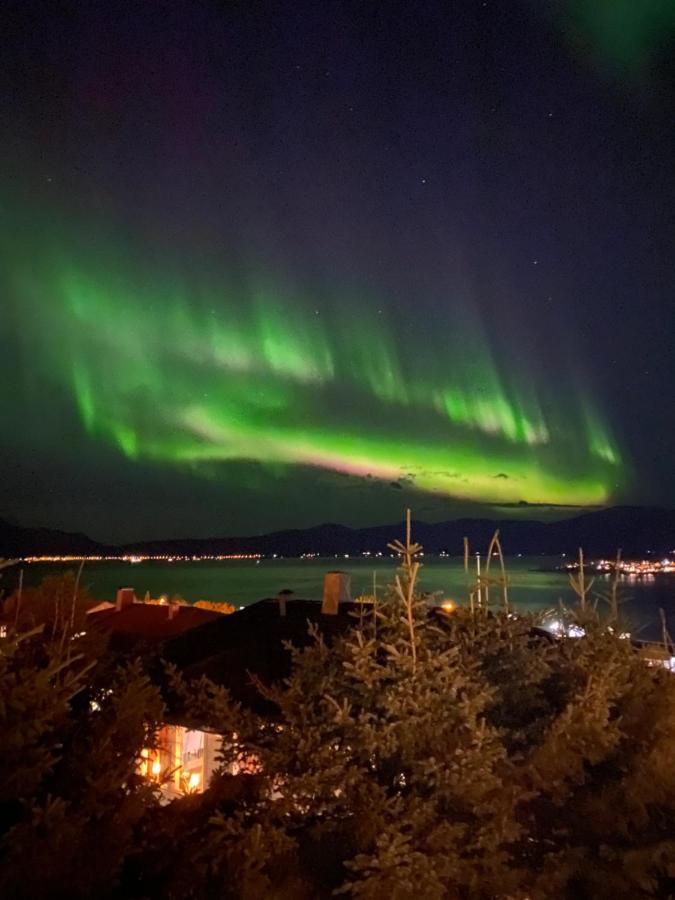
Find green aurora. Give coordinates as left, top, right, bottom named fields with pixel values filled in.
left=7, top=231, right=624, bottom=508
left=563, top=0, right=675, bottom=75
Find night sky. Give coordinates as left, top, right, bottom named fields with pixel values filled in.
left=2, top=1, right=675, bottom=542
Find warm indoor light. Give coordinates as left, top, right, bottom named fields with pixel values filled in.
left=188, top=772, right=201, bottom=790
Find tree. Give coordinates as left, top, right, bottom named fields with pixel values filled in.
left=1, top=569, right=95, bottom=634
left=0, top=575, right=164, bottom=899
left=4, top=546, right=675, bottom=898
left=194, top=599, right=236, bottom=614
left=133, top=525, right=675, bottom=899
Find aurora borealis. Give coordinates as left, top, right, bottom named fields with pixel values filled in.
left=2, top=1, right=674, bottom=540
left=6, top=214, right=622, bottom=514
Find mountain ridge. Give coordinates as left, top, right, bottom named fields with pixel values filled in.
left=2, top=506, right=675, bottom=557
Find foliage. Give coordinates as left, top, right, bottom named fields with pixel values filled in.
left=141, top=591, right=188, bottom=606
left=194, top=599, right=236, bottom=614
left=0, top=574, right=164, bottom=899
left=133, top=528, right=675, bottom=900
left=1, top=569, right=96, bottom=634
left=3, top=548, right=675, bottom=898
left=136, top=594, right=235, bottom=614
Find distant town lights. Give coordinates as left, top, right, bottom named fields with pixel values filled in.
left=22, top=553, right=263, bottom=563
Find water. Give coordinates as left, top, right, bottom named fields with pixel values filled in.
left=19, top=556, right=675, bottom=641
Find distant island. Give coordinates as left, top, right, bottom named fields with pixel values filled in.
left=2, top=506, right=675, bottom=559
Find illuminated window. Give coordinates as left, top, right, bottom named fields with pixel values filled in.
left=180, top=769, right=202, bottom=794
left=182, top=729, right=205, bottom=764
left=188, top=771, right=201, bottom=791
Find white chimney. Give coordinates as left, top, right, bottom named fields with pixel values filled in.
left=322, top=571, right=351, bottom=615
left=168, top=603, right=180, bottom=621
left=115, top=587, right=135, bottom=611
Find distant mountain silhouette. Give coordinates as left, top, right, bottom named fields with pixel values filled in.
left=0, top=517, right=108, bottom=557
left=2, top=507, right=675, bottom=558
left=124, top=506, right=675, bottom=558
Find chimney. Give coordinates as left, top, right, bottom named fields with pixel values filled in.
left=322, top=571, right=351, bottom=615
left=276, top=589, right=294, bottom=617
left=116, top=587, right=135, bottom=611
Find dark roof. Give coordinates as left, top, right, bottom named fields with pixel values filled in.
left=164, top=598, right=360, bottom=711
left=88, top=603, right=222, bottom=641
left=163, top=599, right=561, bottom=715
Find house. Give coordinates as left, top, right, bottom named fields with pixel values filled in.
left=86, top=587, right=223, bottom=645
left=90, top=579, right=580, bottom=802
left=164, top=581, right=359, bottom=712
left=143, top=573, right=358, bottom=798
left=83, top=588, right=238, bottom=800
